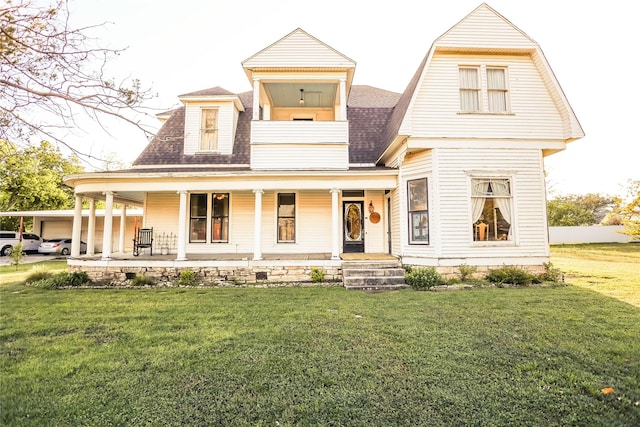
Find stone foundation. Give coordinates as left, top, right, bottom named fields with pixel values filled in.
left=69, top=264, right=342, bottom=287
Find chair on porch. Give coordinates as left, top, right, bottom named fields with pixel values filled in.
left=133, top=227, right=154, bottom=256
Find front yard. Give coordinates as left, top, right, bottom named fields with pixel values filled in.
left=1, top=244, right=638, bottom=425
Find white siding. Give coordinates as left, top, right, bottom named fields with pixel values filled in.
left=242, top=29, right=355, bottom=69
left=405, top=53, right=564, bottom=140
left=183, top=102, right=237, bottom=155
left=364, top=190, right=385, bottom=253
left=398, top=151, right=437, bottom=258
left=251, top=145, right=348, bottom=170
left=434, top=148, right=548, bottom=260
left=437, top=5, right=536, bottom=50
left=260, top=190, right=333, bottom=254
left=250, top=121, right=349, bottom=170
left=389, top=189, right=401, bottom=257
left=145, top=192, right=180, bottom=240
left=251, top=120, right=348, bottom=144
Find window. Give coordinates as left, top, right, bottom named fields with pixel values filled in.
left=471, top=178, right=513, bottom=242
left=190, top=193, right=207, bottom=242
left=211, top=193, right=229, bottom=242
left=408, top=178, right=429, bottom=244
left=200, top=109, right=218, bottom=151
left=190, top=193, right=230, bottom=243
left=459, top=67, right=480, bottom=111
left=277, top=193, right=295, bottom=243
left=487, top=68, right=507, bottom=112
left=459, top=66, right=509, bottom=113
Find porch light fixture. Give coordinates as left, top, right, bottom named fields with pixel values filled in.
left=368, top=200, right=375, bottom=214
left=299, top=88, right=305, bottom=106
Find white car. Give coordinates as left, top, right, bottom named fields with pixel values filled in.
left=0, top=231, right=43, bottom=256
left=38, top=238, right=87, bottom=256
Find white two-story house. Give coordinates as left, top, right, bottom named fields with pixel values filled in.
left=65, top=3, right=583, bottom=285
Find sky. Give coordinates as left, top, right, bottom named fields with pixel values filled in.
left=61, top=0, right=640, bottom=197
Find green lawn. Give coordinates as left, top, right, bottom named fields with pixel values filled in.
left=550, top=243, right=640, bottom=307
left=1, top=247, right=639, bottom=426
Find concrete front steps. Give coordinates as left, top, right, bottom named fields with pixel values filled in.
left=342, top=261, right=407, bottom=291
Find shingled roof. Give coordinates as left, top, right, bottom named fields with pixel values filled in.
left=133, top=86, right=401, bottom=168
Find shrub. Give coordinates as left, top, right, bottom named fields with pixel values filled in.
left=485, top=266, right=536, bottom=286
left=10, top=242, right=24, bottom=269
left=30, top=272, right=90, bottom=289
left=405, top=267, right=443, bottom=290
left=458, top=263, right=477, bottom=281
left=311, top=267, right=325, bottom=283
left=177, top=269, right=197, bottom=286
left=537, top=262, right=564, bottom=284
left=131, top=273, right=155, bottom=286
left=25, top=265, right=54, bottom=283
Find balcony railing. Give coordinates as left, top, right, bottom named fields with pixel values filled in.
left=250, top=120, right=349, bottom=145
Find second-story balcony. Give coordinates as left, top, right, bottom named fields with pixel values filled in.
left=250, top=120, right=349, bottom=145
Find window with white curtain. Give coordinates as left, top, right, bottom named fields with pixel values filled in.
left=487, top=68, right=507, bottom=112
left=459, top=67, right=480, bottom=111
left=200, top=108, right=218, bottom=151
left=459, top=66, right=509, bottom=113
left=471, top=178, right=512, bottom=242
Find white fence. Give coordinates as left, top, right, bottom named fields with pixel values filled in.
left=548, top=225, right=629, bottom=244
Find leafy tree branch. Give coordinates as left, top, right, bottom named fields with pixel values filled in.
left=0, top=0, right=156, bottom=160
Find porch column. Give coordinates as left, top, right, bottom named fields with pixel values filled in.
left=118, top=204, right=126, bottom=253
left=252, top=79, right=260, bottom=120
left=176, top=191, right=188, bottom=261
left=330, top=188, right=340, bottom=260
left=339, top=78, right=347, bottom=120
left=101, top=191, right=114, bottom=260
left=71, top=194, right=83, bottom=257
left=253, top=189, right=263, bottom=260
left=86, top=198, right=96, bottom=255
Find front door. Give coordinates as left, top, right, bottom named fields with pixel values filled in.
left=343, top=201, right=364, bottom=253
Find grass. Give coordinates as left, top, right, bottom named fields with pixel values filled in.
left=550, top=243, right=640, bottom=307
left=1, top=246, right=639, bottom=426
left=0, top=260, right=68, bottom=286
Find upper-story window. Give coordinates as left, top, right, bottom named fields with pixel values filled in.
left=486, top=68, right=507, bottom=112
left=459, top=66, right=509, bottom=113
left=200, top=108, right=218, bottom=151
left=459, top=67, right=480, bottom=111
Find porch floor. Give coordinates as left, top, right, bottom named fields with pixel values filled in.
left=72, top=252, right=398, bottom=262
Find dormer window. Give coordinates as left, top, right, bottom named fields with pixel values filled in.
left=200, top=108, right=218, bottom=151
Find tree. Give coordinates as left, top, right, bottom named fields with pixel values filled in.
left=0, top=139, right=83, bottom=230
left=546, top=193, right=614, bottom=226
left=0, top=0, right=154, bottom=159
left=615, top=179, right=640, bottom=240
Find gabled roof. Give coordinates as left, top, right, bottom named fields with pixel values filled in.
left=179, top=86, right=236, bottom=97
left=377, top=2, right=584, bottom=163
left=436, top=3, right=537, bottom=52
left=242, top=28, right=356, bottom=69
left=241, top=28, right=356, bottom=90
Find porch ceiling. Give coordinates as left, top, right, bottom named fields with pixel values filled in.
left=265, top=82, right=337, bottom=108
left=81, top=191, right=145, bottom=206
